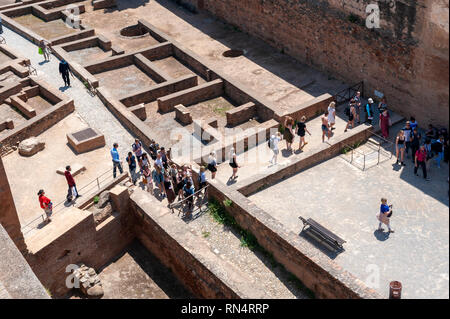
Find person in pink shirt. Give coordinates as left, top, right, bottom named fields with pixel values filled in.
left=414, top=145, right=429, bottom=180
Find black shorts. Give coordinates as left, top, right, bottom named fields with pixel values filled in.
left=199, top=181, right=207, bottom=189
left=348, top=114, right=354, bottom=121
left=229, top=162, right=238, bottom=169
left=207, top=163, right=217, bottom=172
left=298, top=131, right=305, bottom=137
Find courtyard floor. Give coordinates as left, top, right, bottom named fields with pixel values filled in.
left=248, top=148, right=449, bottom=299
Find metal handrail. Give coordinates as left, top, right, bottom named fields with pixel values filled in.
left=334, top=81, right=364, bottom=106
left=21, top=167, right=115, bottom=234
left=169, top=184, right=209, bottom=216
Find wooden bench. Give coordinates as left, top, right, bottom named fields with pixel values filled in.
left=299, top=216, right=346, bottom=250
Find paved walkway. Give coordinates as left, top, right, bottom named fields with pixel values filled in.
left=2, top=26, right=135, bottom=158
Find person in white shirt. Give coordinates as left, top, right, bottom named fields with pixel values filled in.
left=327, top=102, right=336, bottom=130
left=269, top=132, right=282, bottom=165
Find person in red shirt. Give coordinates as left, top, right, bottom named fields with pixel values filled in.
left=38, top=189, right=52, bottom=223
left=414, top=145, right=429, bottom=180
left=64, top=165, right=80, bottom=202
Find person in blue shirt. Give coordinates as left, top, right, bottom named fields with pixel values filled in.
left=376, top=198, right=394, bottom=233
left=111, top=143, right=123, bottom=178
left=126, top=152, right=137, bottom=185
left=365, top=98, right=374, bottom=125
left=183, top=181, right=195, bottom=214
left=409, top=116, right=418, bottom=131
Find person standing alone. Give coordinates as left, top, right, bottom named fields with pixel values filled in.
left=59, top=59, right=73, bottom=87
left=65, top=165, right=80, bottom=202
left=376, top=198, right=394, bottom=233
left=111, top=143, right=123, bottom=178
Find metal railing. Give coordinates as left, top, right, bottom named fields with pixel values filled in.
left=333, top=81, right=364, bottom=106
left=169, top=184, right=209, bottom=218
left=340, top=133, right=393, bottom=171
left=21, top=167, right=115, bottom=236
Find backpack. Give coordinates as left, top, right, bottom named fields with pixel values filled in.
left=268, top=137, right=275, bottom=149
left=431, top=141, right=443, bottom=153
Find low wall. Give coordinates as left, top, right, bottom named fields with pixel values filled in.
left=281, top=94, right=334, bottom=122
left=130, top=189, right=241, bottom=299
left=24, top=185, right=135, bottom=297
left=0, top=98, right=74, bottom=156
left=207, top=180, right=381, bottom=299
left=226, top=102, right=256, bottom=127
left=157, top=79, right=223, bottom=113
left=238, top=124, right=372, bottom=196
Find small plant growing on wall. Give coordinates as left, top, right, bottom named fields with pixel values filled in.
left=223, top=199, right=233, bottom=207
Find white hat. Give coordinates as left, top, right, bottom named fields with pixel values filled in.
left=368, top=98, right=374, bottom=103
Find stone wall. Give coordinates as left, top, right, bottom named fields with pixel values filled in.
left=189, top=0, right=449, bottom=127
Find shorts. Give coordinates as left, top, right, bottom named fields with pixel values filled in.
left=298, top=131, right=305, bottom=138
left=273, top=149, right=279, bottom=155
left=207, top=163, right=217, bottom=172
left=199, top=181, right=207, bottom=189
left=229, top=162, right=238, bottom=169
left=321, top=124, right=328, bottom=132
left=397, top=143, right=405, bottom=149
left=44, top=208, right=53, bottom=218
left=348, top=114, right=354, bottom=122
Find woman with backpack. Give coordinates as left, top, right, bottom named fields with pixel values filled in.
left=296, top=116, right=311, bottom=151
left=376, top=198, right=394, bottom=233
left=38, top=189, right=53, bottom=223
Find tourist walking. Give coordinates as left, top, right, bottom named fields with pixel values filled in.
left=169, top=164, right=178, bottom=192
left=182, top=181, right=195, bottom=216
left=296, top=116, right=311, bottom=151
left=414, top=145, right=429, bottom=180
left=64, top=165, right=79, bottom=202
left=269, top=132, right=282, bottom=165
left=283, top=116, right=295, bottom=152
left=59, top=59, right=74, bottom=87
left=411, top=128, right=421, bottom=163
left=132, top=138, right=143, bottom=162
left=344, top=102, right=356, bottom=133
left=207, top=152, right=217, bottom=179
left=126, top=152, right=137, bottom=185
left=152, top=163, right=165, bottom=197
left=410, top=116, right=418, bottom=131
left=39, top=39, right=51, bottom=62
left=321, top=111, right=331, bottom=142
left=365, top=98, right=374, bottom=125
left=111, top=143, right=123, bottom=178
left=229, top=147, right=240, bottom=180
left=433, top=136, right=445, bottom=168
left=424, top=138, right=433, bottom=172
left=38, top=189, right=53, bottom=223
left=403, top=121, right=413, bottom=158
left=395, top=130, right=406, bottom=166
left=379, top=108, right=391, bottom=139
left=353, top=91, right=362, bottom=124
left=149, top=139, right=159, bottom=160
left=142, top=164, right=153, bottom=192
left=376, top=198, right=394, bottom=233
left=198, top=166, right=208, bottom=196
left=163, top=172, right=176, bottom=205
left=378, top=96, right=388, bottom=113
left=327, top=102, right=336, bottom=130
left=160, top=147, right=169, bottom=170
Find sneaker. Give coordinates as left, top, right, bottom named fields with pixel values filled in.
left=389, top=229, right=395, bottom=233
left=401, top=162, right=406, bottom=166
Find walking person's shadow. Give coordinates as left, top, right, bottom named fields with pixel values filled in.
left=373, top=229, right=390, bottom=241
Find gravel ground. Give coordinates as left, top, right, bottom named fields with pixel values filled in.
left=183, top=205, right=311, bottom=299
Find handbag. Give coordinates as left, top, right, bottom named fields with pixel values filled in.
left=387, top=210, right=393, bottom=218
left=143, top=177, right=148, bottom=185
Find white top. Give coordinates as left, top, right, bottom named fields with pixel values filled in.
left=271, top=136, right=281, bottom=151
left=327, top=106, right=335, bottom=123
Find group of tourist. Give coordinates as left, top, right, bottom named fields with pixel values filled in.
left=111, top=139, right=209, bottom=217
left=395, top=119, right=448, bottom=180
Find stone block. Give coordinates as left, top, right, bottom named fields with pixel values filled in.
left=18, top=137, right=45, bottom=157
left=129, top=103, right=147, bottom=121
left=174, top=104, right=192, bottom=125
left=67, top=127, right=105, bottom=154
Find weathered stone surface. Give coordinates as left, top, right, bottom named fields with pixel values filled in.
left=72, top=263, right=104, bottom=298
left=18, top=137, right=45, bottom=157
left=96, top=191, right=110, bottom=209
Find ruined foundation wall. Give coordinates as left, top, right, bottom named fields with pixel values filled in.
left=190, top=0, right=449, bottom=126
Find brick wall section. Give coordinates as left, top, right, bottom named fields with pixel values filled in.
left=0, top=156, right=27, bottom=253
left=226, top=102, right=256, bottom=126
left=207, top=180, right=381, bottom=299
left=130, top=190, right=242, bottom=299
left=191, top=0, right=449, bottom=127
left=157, top=78, right=224, bottom=112
left=238, top=125, right=372, bottom=196
left=134, top=53, right=171, bottom=83
left=282, top=94, right=334, bottom=122
left=24, top=185, right=135, bottom=297
left=0, top=99, right=74, bottom=156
